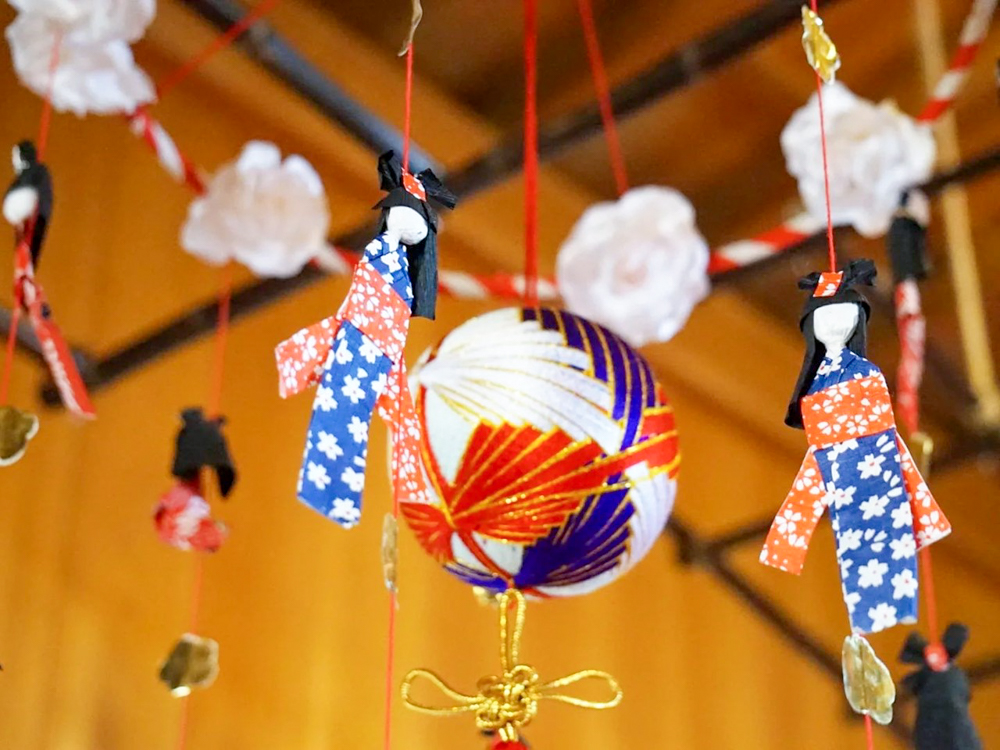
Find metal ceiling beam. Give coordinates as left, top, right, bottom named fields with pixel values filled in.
left=38, top=145, right=1000, bottom=404
left=177, top=0, right=438, bottom=173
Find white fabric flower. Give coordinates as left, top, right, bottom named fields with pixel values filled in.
left=181, top=142, right=331, bottom=278
left=556, top=186, right=710, bottom=347
left=6, top=13, right=154, bottom=116
left=780, top=81, right=936, bottom=237
left=9, top=0, right=155, bottom=44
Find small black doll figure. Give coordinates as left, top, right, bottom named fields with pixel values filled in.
left=3, top=140, right=52, bottom=269
left=153, top=408, right=235, bottom=552
left=900, top=624, right=983, bottom=750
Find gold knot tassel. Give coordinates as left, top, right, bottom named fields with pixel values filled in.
left=401, top=589, right=622, bottom=741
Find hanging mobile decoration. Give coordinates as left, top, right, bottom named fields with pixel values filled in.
left=760, top=261, right=951, bottom=634
left=3, top=140, right=96, bottom=423
left=842, top=634, right=895, bottom=725
left=555, top=0, right=709, bottom=348
left=159, top=633, right=220, bottom=697
left=900, top=623, right=983, bottom=750
left=402, top=590, right=622, bottom=743
left=180, top=141, right=331, bottom=279
left=888, top=191, right=931, bottom=434
left=5, top=0, right=155, bottom=116
left=402, top=307, right=680, bottom=595
left=274, top=150, right=455, bottom=526
left=0, top=404, right=38, bottom=466
left=401, top=2, right=678, bottom=742
left=154, top=408, right=235, bottom=552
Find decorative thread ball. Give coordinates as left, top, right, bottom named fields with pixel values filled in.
left=401, top=307, right=680, bottom=597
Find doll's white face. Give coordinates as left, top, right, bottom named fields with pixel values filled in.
left=11, top=146, right=24, bottom=173
left=813, top=303, right=859, bottom=352
left=385, top=206, right=428, bottom=246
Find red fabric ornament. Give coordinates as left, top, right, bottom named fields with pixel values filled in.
left=492, top=742, right=528, bottom=750
left=154, top=479, right=227, bottom=552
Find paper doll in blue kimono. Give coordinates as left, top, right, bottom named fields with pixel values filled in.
left=275, top=152, right=456, bottom=527
left=760, top=260, right=951, bottom=635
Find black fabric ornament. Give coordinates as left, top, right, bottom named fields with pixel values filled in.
left=900, top=623, right=983, bottom=750
left=4, top=140, right=53, bottom=269
left=888, top=192, right=930, bottom=284
left=170, top=408, right=236, bottom=498
left=785, top=258, right=877, bottom=428
left=373, top=150, right=457, bottom=320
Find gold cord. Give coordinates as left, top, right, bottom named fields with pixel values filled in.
left=401, top=589, right=622, bottom=740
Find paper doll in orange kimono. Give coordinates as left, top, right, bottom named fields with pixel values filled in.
left=275, top=151, right=456, bottom=527
left=760, top=260, right=950, bottom=635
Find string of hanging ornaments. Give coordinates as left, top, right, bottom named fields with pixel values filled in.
left=0, top=0, right=994, bottom=748
left=758, top=6, right=984, bottom=750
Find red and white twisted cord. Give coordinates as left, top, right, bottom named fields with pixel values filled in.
left=917, top=0, right=998, bottom=123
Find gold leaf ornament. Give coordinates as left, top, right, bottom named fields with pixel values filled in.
left=382, top=512, right=399, bottom=593
left=842, top=635, right=896, bottom=725
left=159, top=634, right=220, bottom=697
left=0, top=405, right=39, bottom=466
left=801, top=6, right=841, bottom=83
left=402, top=589, right=622, bottom=741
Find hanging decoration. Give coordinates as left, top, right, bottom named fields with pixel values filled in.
left=402, top=589, right=622, bottom=741
left=556, top=186, right=710, bottom=348
left=275, top=150, right=455, bottom=527
left=5, top=0, right=155, bottom=116
left=181, top=141, right=331, bottom=278
left=153, top=408, right=234, bottom=552
left=3, top=140, right=96, bottom=419
left=781, top=82, right=936, bottom=238
left=0, top=405, right=38, bottom=465
left=760, top=263, right=951, bottom=634
left=842, top=634, right=895, bottom=725
left=557, top=0, right=708, bottom=347
left=888, top=191, right=931, bottom=434
left=402, top=307, right=680, bottom=596
left=159, top=633, right=220, bottom=697
left=900, top=623, right=983, bottom=750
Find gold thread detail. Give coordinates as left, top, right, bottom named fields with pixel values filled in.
left=401, top=589, right=621, bottom=739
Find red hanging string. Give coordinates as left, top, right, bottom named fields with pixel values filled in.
left=809, top=0, right=837, bottom=273
left=0, top=309, right=20, bottom=406
left=523, top=0, right=539, bottom=307
left=382, top=38, right=417, bottom=750
left=156, top=0, right=284, bottom=101
left=920, top=546, right=940, bottom=638
left=402, top=45, right=414, bottom=172
left=864, top=715, right=875, bottom=750
left=0, top=31, right=61, bottom=405
left=206, top=265, right=233, bottom=419
left=575, top=0, right=628, bottom=196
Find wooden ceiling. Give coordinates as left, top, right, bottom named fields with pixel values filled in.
left=1, top=0, right=1000, bottom=749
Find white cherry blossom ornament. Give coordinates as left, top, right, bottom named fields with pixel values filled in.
left=781, top=82, right=936, bottom=238
left=181, top=141, right=331, bottom=278
left=556, top=186, right=710, bottom=348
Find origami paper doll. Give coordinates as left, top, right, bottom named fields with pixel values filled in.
left=275, top=151, right=456, bottom=527
left=760, top=260, right=951, bottom=634
left=153, top=408, right=234, bottom=552
left=3, top=140, right=94, bottom=418
left=900, top=623, right=983, bottom=750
